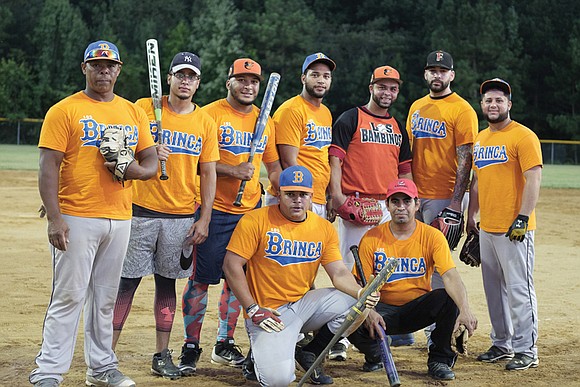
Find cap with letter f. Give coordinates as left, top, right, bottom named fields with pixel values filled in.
left=386, top=178, right=418, bottom=199
left=302, top=52, right=336, bottom=74
left=279, top=165, right=314, bottom=193
left=425, top=50, right=453, bottom=70
left=84, top=40, right=123, bottom=64
left=169, top=52, right=201, bottom=75
left=228, top=58, right=263, bottom=80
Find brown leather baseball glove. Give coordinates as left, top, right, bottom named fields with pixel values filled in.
left=336, top=196, right=382, bottom=226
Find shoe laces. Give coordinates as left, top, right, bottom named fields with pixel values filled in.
left=218, top=342, right=244, bottom=358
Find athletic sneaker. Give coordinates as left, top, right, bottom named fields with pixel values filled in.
left=151, top=349, right=182, bottom=379
left=211, top=339, right=245, bottom=367
left=477, top=346, right=515, bottom=363
left=85, top=369, right=135, bottom=387
left=295, top=347, right=333, bottom=385
left=362, top=361, right=383, bottom=372
left=428, top=362, right=455, bottom=380
left=328, top=342, right=347, bottom=361
left=242, top=348, right=258, bottom=381
left=178, top=343, right=203, bottom=376
left=505, top=353, right=539, bottom=370
left=389, top=333, right=415, bottom=347
left=33, top=378, right=59, bottom=387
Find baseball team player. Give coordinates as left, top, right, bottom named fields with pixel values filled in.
left=467, top=78, right=542, bottom=370
left=405, top=50, right=478, bottom=346
left=265, top=52, right=336, bottom=218
left=348, top=178, right=478, bottom=381
left=178, top=58, right=282, bottom=375
left=223, top=165, right=380, bottom=386
left=111, top=52, right=219, bottom=380
left=30, top=41, right=159, bottom=387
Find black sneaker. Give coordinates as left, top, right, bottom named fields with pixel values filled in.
left=295, top=347, right=333, bottom=385
left=362, top=361, right=383, bottom=372
left=211, top=339, right=245, bottom=367
left=477, top=346, right=515, bottom=363
left=152, top=349, right=182, bottom=379
left=328, top=342, right=347, bottom=361
left=178, top=343, right=202, bottom=376
left=505, top=353, right=539, bottom=371
left=242, top=348, right=258, bottom=381
left=428, top=362, right=455, bottom=380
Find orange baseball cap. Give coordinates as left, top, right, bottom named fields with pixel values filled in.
left=370, top=65, right=402, bottom=85
left=228, top=58, right=263, bottom=80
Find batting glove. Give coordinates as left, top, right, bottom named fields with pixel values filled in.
left=247, top=304, right=285, bottom=333
left=357, top=276, right=381, bottom=309
left=505, top=214, right=529, bottom=242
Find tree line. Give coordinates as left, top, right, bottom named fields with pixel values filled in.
left=0, top=0, right=578, bottom=140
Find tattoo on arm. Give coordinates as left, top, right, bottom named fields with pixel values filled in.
left=452, top=144, right=473, bottom=205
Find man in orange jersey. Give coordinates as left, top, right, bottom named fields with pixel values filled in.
left=30, top=40, right=158, bottom=387
left=224, top=166, right=379, bottom=386
left=468, top=78, right=541, bottom=371
left=265, top=52, right=335, bottom=219
left=111, top=52, right=219, bottom=380
left=178, top=58, right=282, bottom=375
left=349, top=179, right=477, bottom=381
left=405, top=50, right=478, bottom=346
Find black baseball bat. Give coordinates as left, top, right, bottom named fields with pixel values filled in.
left=233, top=72, right=280, bottom=207
left=350, top=244, right=401, bottom=387
left=297, top=257, right=398, bottom=387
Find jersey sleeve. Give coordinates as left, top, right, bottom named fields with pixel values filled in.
left=517, top=131, right=543, bottom=172
left=396, top=117, right=413, bottom=163
left=134, top=104, right=156, bottom=153
left=430, top=228, right=456, bottom=276
left=262, top=118, right=279, bottom=164
left=331, top=108, right=359, bottom=153
left=320, top=221, right=343, bottom=265
left=38, top=104, right=70, bottom=152
left=274, top=104, right=302, bottom=147
left=454, top=104, right=478, bottom=147
left=199, top=113, right=220, bottom=163
left=226, top=211, right=261, bottom=260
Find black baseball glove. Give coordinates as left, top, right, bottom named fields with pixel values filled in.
left=430, top=207, right=464, bottom=250
left=459, top=229, right=480, bottom=267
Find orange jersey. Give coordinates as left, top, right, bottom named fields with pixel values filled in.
left=358, top=221, right=455, bottom=306
left=473, top=120, right=542, bottom=232
left=406, top=92, right=478, bottom=199
left=268, top=95, right=332, bottom=204
left=330, top=106, right=412, bottom=196
left=201, top=99, right=278, bottom=214
left=38, top=91, right=155, bottom=220
left=131, top=97, right=220, bottom=214
left=227, top=206, right=342, bottom=309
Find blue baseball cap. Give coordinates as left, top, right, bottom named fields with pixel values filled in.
left=302, top=52, right=336, bottom=74
left=84, top=40, right=123, bottom=64
left=279, top=166, right=313, bottom=193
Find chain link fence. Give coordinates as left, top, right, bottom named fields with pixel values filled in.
left=0, top=118, right=43, bottom=145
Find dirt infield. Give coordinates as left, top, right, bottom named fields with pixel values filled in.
left=1, top=170, right=579, bottom=386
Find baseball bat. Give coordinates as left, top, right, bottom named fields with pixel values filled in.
left=351, top=245, right=401, bottom=387
left=233, top=72, right=280, bottom=207
left=297, top=257, right=398, bottom=387
left=146, top=38, right=169, bottom=180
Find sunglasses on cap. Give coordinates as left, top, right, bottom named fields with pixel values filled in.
left=85, top=49, right=121, bottom=62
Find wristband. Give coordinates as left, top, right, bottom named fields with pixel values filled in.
left=246, top=303, right=259, bottom=318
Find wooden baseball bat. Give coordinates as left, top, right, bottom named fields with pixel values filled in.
left=297, top=257, right=398, bottom=387
left=350, top=244, right=401, bottom=387
left=233, top=72, right=280, bottom=207
left=146, top=38, right=168, bottom=180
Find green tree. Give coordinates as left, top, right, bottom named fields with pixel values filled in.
left=32, top=0, right=89, bottom=114
left=0, top=59, right=38, bottom=119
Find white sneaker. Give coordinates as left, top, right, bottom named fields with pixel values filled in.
left=85, top=369, right=135, bottom=387
left=328, top=337, right=350, bottom=361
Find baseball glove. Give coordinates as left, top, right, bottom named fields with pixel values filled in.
left=430, top=207, right=464, bottom=250
left=99, top=127, right=135, bottom=181
left=336, top=196, right=382, bottom=226
left=452, top=324, right=468, bottom=354
left=459, top=229, right=480, bottom=267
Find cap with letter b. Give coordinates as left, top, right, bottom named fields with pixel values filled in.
left=425, top=50, right=453, bottom=70
left=279, top=165, right=313, bottom=193
left=84, top=40, right=123, bottom=64
left=228, top=58, right=263, bottom=80
left=169, top=52, right=201, bottom=75
left=480, top=78, right=512, bottom=100
left=302, top=52, right=336, bottom=74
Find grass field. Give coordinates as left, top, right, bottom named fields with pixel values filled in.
left=1, top=144, right=578, bottom=188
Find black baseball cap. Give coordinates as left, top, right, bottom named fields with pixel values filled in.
left=169, top=52, right=201, bottom=75
left=425, top=50, right=453, bottom=70
left=480, top=78, right=512, bottom=100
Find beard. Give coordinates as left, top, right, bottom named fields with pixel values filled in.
left=305, top=82, right=328, bottom=99
left=371, top=92, right=393, bottom=109
left=428, top=79, right=450, bottom=93
left=231, top=91, right=255, bottom=106
left=484, top=110, right=509, bottom=124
